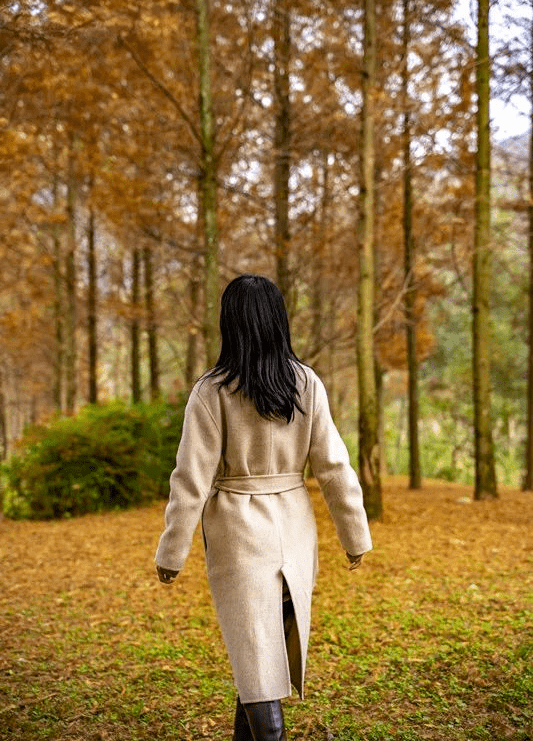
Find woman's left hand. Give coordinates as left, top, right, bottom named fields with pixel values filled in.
left=346, top=552, right=364, bottom=570
left=156, top=565, right=179, bottom=584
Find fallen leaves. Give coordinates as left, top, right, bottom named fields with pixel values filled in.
left=0, top=477, right=532, bottom=740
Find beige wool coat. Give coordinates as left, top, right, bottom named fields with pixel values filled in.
left=155, top=364, right=373, bottom=703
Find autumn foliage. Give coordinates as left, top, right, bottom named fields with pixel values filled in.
left=0, top=1, right=529, bottom=496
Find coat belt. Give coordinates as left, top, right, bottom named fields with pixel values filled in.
left=214, top=473, right=304, bottom=495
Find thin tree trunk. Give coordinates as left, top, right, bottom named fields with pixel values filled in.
left=311, top=150, right=328, bottom=375
left=376, top=362, right=387, bottom=476
left=143, top=245, right=160, bottom=400
left=373, top=155, right=385, bottom=478
left=131, top=248, right=141, bottom=404
left=273, top=0, right=291, bottom=309
left=473, top=0, right=497, bottom=499
left=524, top=4, right=533, bottom=491
left=357, top=0, right=382, bottom=520
left=195, top=0, right=219, bottom=368
left=52, top=174, right=63, bottom=411
left=65, top=153, right=77, bottom=415
left=327, top=298, right=337, bottom=420
left=0, top=369, right=6, bottom=460
left=112, top=320, right=126, bottom=400
left=87, top=207, right=98, bottom=404
left=186, top=253, right=202, bottom=387
left=402, top=0, right=421, bottom=489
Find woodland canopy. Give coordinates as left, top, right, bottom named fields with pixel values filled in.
left=0, top=0, right=530, bottom=505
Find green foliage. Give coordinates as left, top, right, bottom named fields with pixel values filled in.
left=1, top=397, right=187, bottom=520
left=383, top=222, right=529, bottom=487
left=133, top=397, right=188, bottom=498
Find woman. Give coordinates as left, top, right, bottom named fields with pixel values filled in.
left=155, top=274, right=372, bottom=741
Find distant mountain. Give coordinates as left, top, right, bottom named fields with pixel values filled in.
left=495, top=131, right=528, bottom=159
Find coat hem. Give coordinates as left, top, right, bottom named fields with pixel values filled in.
left=237, top=687, right=294, bottom=704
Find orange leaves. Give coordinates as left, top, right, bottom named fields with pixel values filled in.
left=0, top=0, right=488, bottom=445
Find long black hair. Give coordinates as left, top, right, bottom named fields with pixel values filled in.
left=206, top=274, right=304, bottom=423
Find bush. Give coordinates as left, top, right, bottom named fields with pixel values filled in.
left=1, top=397, right=187, bottom=520
left=134, top=397, right=188, bottom=497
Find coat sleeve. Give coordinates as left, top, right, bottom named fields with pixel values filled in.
left=155, top=385, right=222, bottom=572
left=308, top=375, right=373, bottom=557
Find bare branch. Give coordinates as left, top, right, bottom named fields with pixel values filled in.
left=117, top=34, right=201, bottom=147
left=373, top=272, right=410, bottom=335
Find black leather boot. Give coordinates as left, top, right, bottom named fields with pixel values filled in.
left=242, top=700, right=287, bottom=741
left=233, top=696, right=254, bottom=741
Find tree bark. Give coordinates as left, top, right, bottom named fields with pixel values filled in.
left=402, top=0, right=421, bottom=489
left=131, top=248, right=141, bottom=404
left=0, top=369, right=6, bottom=460
left=311, top=150, right=328, bottom=376
left=52, top=174, right=63, bottom=412
left=524, top=4, right=533, bottom=492
left=186, top=252, right=202, bottom=387
left=357, top=0, right=383, bottom=520
left=273, top=0, right=292, bottom=309
left=65, top=153, right=77, bottom=415
left=473, top=0, right=497, bottom=499
left=87, top=207, right=98, bottom=404
left=143, top=245, right=160, bottom=400
left=195, top=0, right=219, bottom=368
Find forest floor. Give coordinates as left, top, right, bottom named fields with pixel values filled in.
left=0, top=477, right=532, bottom=741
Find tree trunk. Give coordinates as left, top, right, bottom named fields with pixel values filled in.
left=473, top=0, right=497, bottom=499
left=402, top=0, right=421, bottom=489
left=357, top=0, right=382, bottom=520
left=273, top=0, right=292, bottom=309
left=311, top=150, right=328, bottom=375
left=131, top=248, right=141, bottom=404
left=52, top=174, right=63, bottom=412
left=0, top=369, right=6, bottom=460
left=87, top=207, right=98, bottom=404
left=195, top=0, right=219, bottom=368
left=65, top=154, right=77, bottom=415
left=524, top=6, right=533, bottom=492
left=186, top=253, right=202, bottom=387
left=376, top=361, right=388, bottom=476
left=143, top=245, right=160, bottom=400
left=326, top=291, right=339, bottom=420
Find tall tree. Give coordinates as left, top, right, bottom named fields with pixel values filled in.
left=310, top=150, right=329, bottom=379
left=402, top=0, right=421, bottom=489
left=52, top=171, right=64, bottom=411
left=143, top=244, right=160, bottom=400
left=357, top=0, right=383, bottom=520
left=472, top=0, right=497, bottom=499
left=273, top=0, right=292, bottom=308
left=525, top=1, right=533, bottom=491
left=65, top=150, right=77, bottom=415
left=131, top=248, right=141, bottom=404
left=87, top=206, right=98, bottom=404
left=186, top=250, right=202, bottom=387
left=0, top=368, right=6, bottom=460
left=196, top=0, right=220, bottom=367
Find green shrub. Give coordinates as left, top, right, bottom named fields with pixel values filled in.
left=1, top=397, right=187, bottom=520
left=134, top=397, right=187, bottom=497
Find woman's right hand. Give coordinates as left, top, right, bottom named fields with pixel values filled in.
left=156, top=565, right=179, bottom=584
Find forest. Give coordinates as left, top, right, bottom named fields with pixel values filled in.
left=1, top=4, right=532, bottom=740
left=0, top=0, right=531, bottom=515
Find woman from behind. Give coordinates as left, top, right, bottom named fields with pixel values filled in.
left=155, top=274, right=372, bottom=741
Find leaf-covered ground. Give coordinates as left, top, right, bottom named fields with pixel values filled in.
left=0, top=477, right=532, bottom=741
